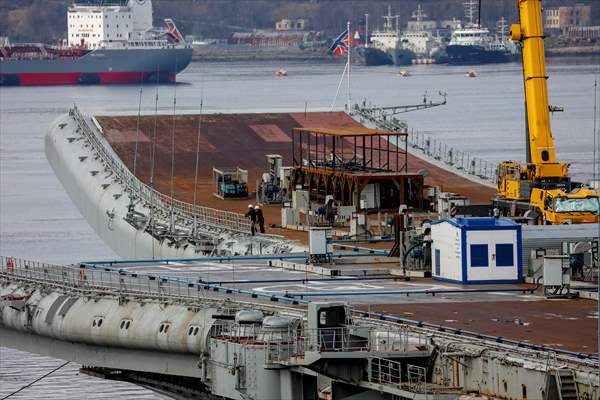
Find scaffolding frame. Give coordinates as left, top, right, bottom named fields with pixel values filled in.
left=291, top=127, right=409, bottom=173
left=290, top=127, right=423, bottom=211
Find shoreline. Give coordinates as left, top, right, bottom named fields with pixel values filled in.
left=191, top=46, right=600, bottom=63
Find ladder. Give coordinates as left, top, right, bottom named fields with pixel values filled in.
left=555, top=369, right=579, bottom=400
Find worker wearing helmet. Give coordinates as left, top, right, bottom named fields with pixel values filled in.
left=245, top=204, right=257, bottom=236
left=255, top=205, right=265, bottom=234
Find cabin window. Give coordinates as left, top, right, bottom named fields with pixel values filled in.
left=495, top=244, right=514, bottom=267
left=318, top=306, right=346, bottom=328
left=470, top=244, right=489, bottom=267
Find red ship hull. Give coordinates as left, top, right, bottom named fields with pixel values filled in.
left=9, top=71, right=175, bottom=86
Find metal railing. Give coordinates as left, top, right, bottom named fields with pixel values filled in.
left=368, top=356, right=403, bottom=385
left=407, top=128, right=496, bottom=182
left=366, top=358, right=430, bottom=392
left=353, top=101, right=496, bottom=183
left=263, top=326, right=429, bottom=364
left=208, top=317, right=430, bottom=366
left=0, top=256, right=307, bottom=306
left=1, top=256, right=207, bottom=304
left=70, top=106, right=252, bottom=234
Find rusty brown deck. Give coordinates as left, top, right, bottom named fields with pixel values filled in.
left=360, top=299, right=598, bottom=354
left=96, top=111, right=496, bottom=241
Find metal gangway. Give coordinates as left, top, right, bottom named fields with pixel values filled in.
left=352, top=95, right=497, bottom=183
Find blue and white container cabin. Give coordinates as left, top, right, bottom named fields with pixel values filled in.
left=431, top=217, right=523, bottom=284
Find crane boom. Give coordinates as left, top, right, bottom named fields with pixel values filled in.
left=510, top=0, right=567, bottom=179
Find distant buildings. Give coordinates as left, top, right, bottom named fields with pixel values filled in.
left=275, top=18, right=307, bottom=31
left=229, top=17, right=323, bottom=48
left=544, top=4, right=598, bottom=41
left=406, top=19, right=460, bottom=31
left=543, top=4, right=591, bottom=30
left=228, top=30, right=323, bottom=47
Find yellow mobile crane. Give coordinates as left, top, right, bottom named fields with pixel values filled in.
left=495, top=0, right=598, bottom=224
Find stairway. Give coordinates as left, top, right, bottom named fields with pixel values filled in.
left=555, top=369, right=579, bottom=400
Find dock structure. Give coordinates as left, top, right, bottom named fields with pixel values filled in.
left=1, top=256, right=598, bottom=399
left=92, top=110, right=495, bottom=242
left=95, top=110, right=496, bottom=214
left=290, top=126, right=424, bottom=211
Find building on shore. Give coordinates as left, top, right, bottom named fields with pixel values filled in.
left=563, top=25, right=600, bottom=40
left=275, top=18, right=308, bottom=31
left=544, top=4, right=592, bottom=31
left=228, top=30, right=323, bottom=48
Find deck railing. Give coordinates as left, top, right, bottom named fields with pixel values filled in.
left=353, top=102, right=497, bottom=183
left=70, top=106, right=252, bottom=234
left=0, top=256, right=209, bottom=303
left=0, top=256, right=307, bottom=307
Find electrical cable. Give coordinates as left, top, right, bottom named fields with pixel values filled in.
left=1, top=361, right=70, bottom=400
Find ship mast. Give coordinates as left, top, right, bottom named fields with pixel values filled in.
left=463, top=0, right=479, bottom=28
left=382, top=5, right=400, bottom=34
left=411, top=4, right=427, bottom=32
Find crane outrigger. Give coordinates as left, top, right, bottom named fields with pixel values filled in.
left=495, top=0, right=598, bottom=224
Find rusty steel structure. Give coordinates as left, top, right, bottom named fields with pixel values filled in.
left=290, top=127, right=424, bottom=210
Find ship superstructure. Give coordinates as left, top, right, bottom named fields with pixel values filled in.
left=369, top=5, right=416, bottom=66
left=0, top=0, right=192, bottom=86
left=446, top=0, right=516, bottom=65
left=399, top=4, right=444, bottom=64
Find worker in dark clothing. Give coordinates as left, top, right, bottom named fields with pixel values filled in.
left=255, top=205, right=265, bottom=234
left=245, top=204, right=256, bottom=236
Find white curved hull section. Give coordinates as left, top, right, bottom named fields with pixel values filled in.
left=1, top=283, right=214, bottom=355
left=45, top=113, right=303, bottom=260
left=46, top=114, right=181, bottom=259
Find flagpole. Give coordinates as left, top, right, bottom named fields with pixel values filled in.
left=347, top=20, right=351, bottom=111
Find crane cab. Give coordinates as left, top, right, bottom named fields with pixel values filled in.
left=530, top=187, right=599, bottom=225
left=497, top=161, right=529, bottom=201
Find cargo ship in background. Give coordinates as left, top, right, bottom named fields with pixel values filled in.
left=0, top=0, right=192, bottom=86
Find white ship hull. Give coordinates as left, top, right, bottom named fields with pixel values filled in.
left=45, top=112, right=299, bottom=260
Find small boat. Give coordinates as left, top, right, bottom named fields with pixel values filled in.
left=398, top=69, right=410, bottom=77
left=465, top=70, right=478, bottom=78
left=275, top=68, right=288, bottom=77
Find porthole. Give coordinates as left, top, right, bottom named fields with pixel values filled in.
left=120, top=321, right=125, bottom=329
left=188, top=327, right=194, bottom=336
left=159, top=324, right=164, bottom=333
left=92, top=320, right=96, bottom=327
left=125, top=321, right=131, bottom=329
left=164, top=325, right=170, bottom=333
left=97, top=319, right=103, bottom=327
left=194, top=327, right=199, bottom=336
